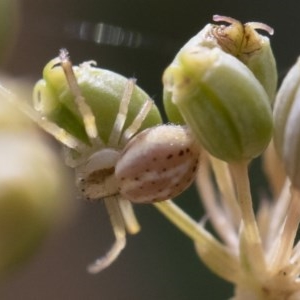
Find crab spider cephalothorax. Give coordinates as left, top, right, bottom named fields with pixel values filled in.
left=27, top=49, right=200, bottom=273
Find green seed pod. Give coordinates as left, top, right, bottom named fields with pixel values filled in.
left=33, top=58, right=162, bottom=144
left=163, top=46, right=273, bottom=162
left=163, top=15, right=277, bottom=124
left=273, top=57, right=300, bottom=189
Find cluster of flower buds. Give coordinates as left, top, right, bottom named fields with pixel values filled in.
left=161, top=15, right=300, bottom=299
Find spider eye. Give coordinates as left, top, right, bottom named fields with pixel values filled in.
left=115, top=124, right=200, bottom=203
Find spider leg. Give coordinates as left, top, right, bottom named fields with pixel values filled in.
left=120, top=99, right=153, bottom=146
left=87, top=197, right=126, bottom=274
left=0, top=84, right=86, bottom=151
left=117, top=197, right=141, bottom=234
left=59, top=49, right=103, bottom=147
left=108, top=78, right=136, bottom=147
left=38, top=117, right=87, bottom=151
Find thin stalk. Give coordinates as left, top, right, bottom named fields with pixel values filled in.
left=265, top=180, right=290, bottom=255
left=270, top=187, right=300, bottom=272
left=196, top=156, right=239, bottom=250
left=209, top=155, right=241, bottom=228
left=229, top=161, right=266, bottom=274
left=154, top=200, right=240, bottom=282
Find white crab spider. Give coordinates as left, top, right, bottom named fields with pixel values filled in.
left=13, top=49, right=200, bottom=274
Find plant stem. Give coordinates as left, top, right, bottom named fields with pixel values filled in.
left=210, top=155, right=241, bottom=227
left=229, top=161, right=266, bottom=274
left=196, top=155, right=239, bottom=249
left=271, top=187, right=300, bottom=271
left=153, top=200, right=240, bottom=282
left=154, top=200, right=208, bottom=242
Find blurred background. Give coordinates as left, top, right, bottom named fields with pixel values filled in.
left=0, top=0, right=299, bottom=299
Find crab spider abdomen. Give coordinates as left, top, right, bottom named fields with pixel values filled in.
left=115, top=125, right=200, bottom=203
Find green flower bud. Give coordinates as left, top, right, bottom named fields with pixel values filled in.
left=0, top=132, right=68, bottom=275
left=273, top=57, right=300, bottom=188
left=33, top=58, right=162, bottom=144
left=163, top=15, right=277, bottom=124
left=163, top=46, right=273, bottom=162
left=0, top=90, right=70, bottom=276
left=0, top=75, right=35, bottom=130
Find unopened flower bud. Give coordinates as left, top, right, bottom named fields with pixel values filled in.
left=0, top=132, right=68, bottom=275
left=273, top=57, right=300, bottom=188
left=33, top=57, right=162, bottom=144
left=163, top=46, right=273, bottom=162
left=0, top=89, right=70, bottom=275
left=163, top=15, right=277, bottom=124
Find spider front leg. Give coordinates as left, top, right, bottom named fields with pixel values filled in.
left=108, top=76, right=154, bottom=148
left=87, top=197, right=126, bottom=274
left=87, top=195, right=141, bottom=274
left=108, top=78, right=136, bottom=147
left=1, top=83, right=87, bottom=152
left=59, top=49, right=102, bottom=147
left=120, top=98, right=153, bottom=146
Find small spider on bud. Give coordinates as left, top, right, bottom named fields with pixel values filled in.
left=14, top=49, right=201, bottom=274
